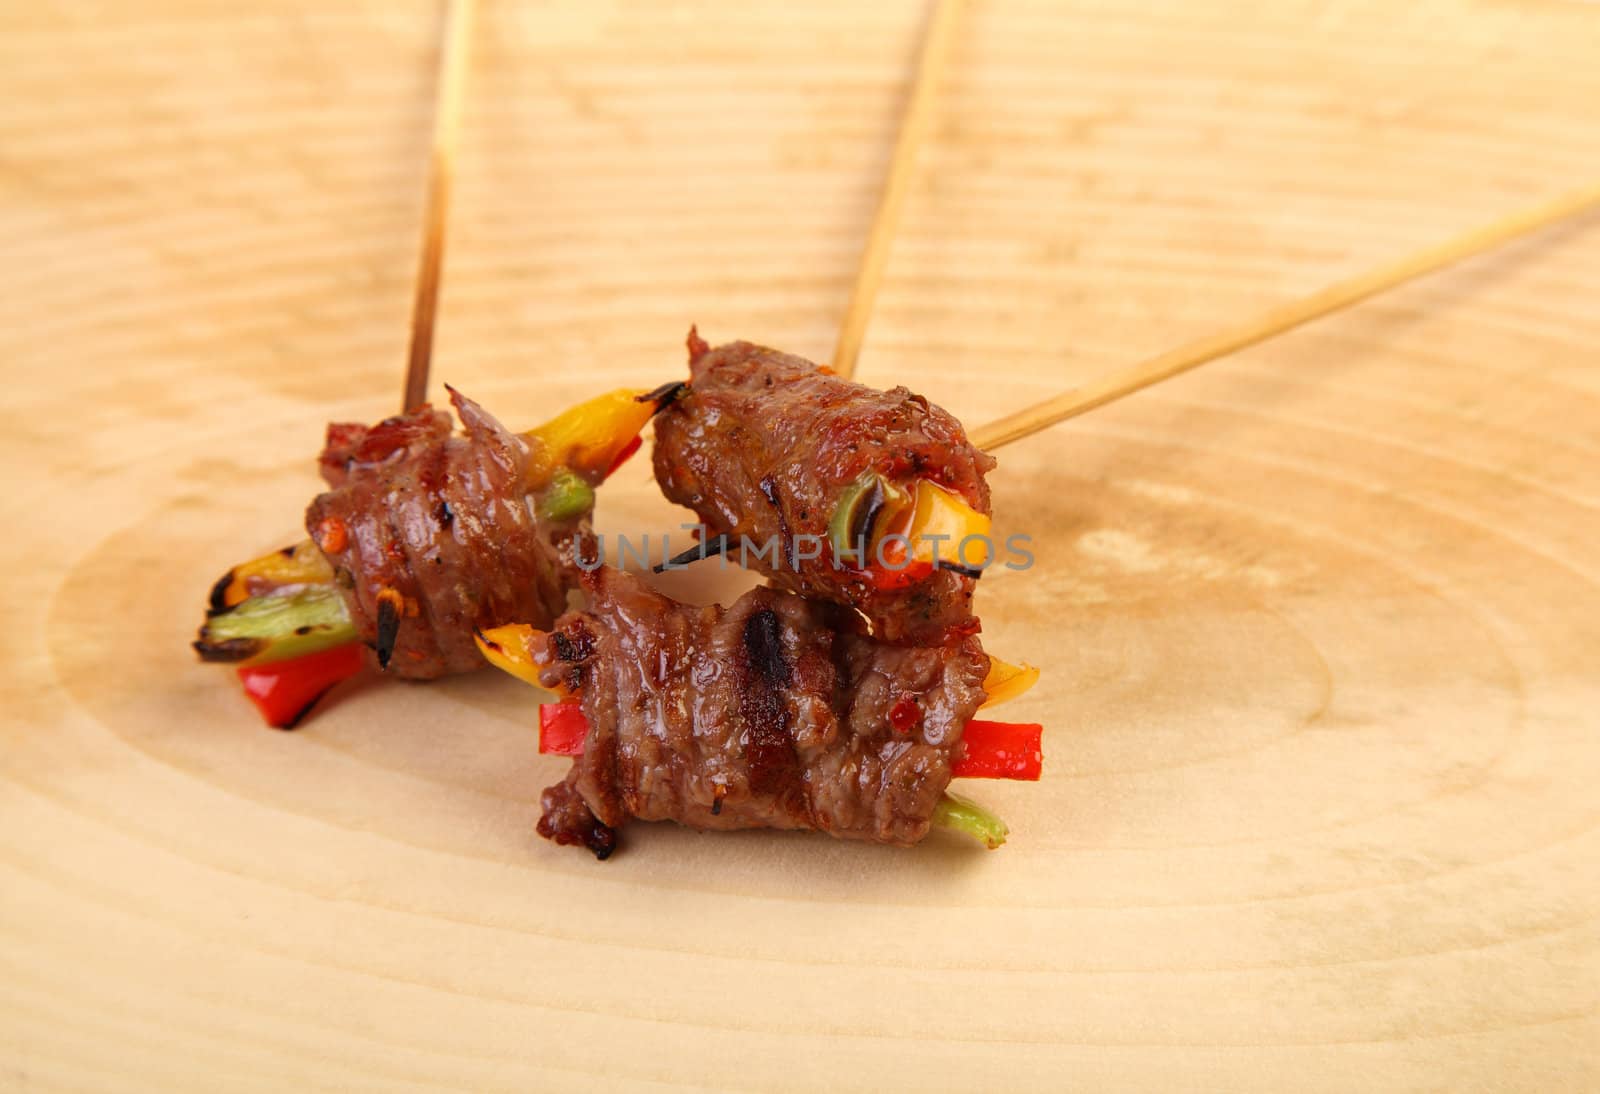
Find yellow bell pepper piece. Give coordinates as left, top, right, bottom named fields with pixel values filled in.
left=474, top=623, right=547, bottom=688
left=896, top=479, right=993, bottom=568
left=215, top=539, right=335, bottom=609
left=522, top=388, right=654, bottom=490
left=981, top=655, right=1040, bottom=709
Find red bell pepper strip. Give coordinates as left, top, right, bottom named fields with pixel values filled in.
left=537, top=701, right=1042, bottom=780
left=236, top=641, right=364, bottom=729
left=951, top=719, right=1043, bottom=780
left=539, top=700, right=590, bottom=756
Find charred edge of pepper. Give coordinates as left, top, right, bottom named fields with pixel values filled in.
left=638, top=380, right=688, bottom=411
left=472, top=627, right=502, bottom=655
left=276, top=682, right=345, bottom=731
left=192, top=636, right=265, bottom=663
left=711, top=785, right=727, bottom=816
left=652, top=533, right=730, bottom=573
left=936, top=559, right=984, bottom=580
left=374, top=588, right=403, bottom=669
left=849, top=478, right=890, bottom=547
left=208, top=570, right=237, bottom=612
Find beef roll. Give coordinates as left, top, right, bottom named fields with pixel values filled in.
left=652, top=333, right=996, bottom=645
left=532, top=567, right=991, bottom=857
left=306, top=388, right=580, bottom=679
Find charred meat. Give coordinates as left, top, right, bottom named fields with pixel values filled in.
left=532, top=568, right=991, bottom=855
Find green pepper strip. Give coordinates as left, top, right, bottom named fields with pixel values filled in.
left=827, top=471, right=906, bottom=566
left=537, top=467, right=597, bottom=522
left=195, top=585, right=358, bottom=667
left=932, top=792, right=1009, bottom=849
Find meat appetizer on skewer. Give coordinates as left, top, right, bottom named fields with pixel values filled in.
left=464, top=332, right=1040, bottom=857
left=193, top=384, right=676, bottom=727
left=477, top=567, right=1042, bottom=857
left=652, top=331, right=995, bottom=645
left=175, top=0, right=1598, bottom=875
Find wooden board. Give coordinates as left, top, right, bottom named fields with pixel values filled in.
left=3, top=2, right=1598, bottom=1089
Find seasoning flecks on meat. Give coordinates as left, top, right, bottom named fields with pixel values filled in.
left=305, top=389, right=577, bottom=679
left=651, top=337, right=996, bottom=645
left=534, top=568, right=991, bottom=854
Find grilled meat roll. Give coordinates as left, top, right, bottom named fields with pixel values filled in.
left=305, top=388, right=579, bottom=679
left=652, top=333, right=996, bottom=645
left=533, top=567, right=991, bottom=857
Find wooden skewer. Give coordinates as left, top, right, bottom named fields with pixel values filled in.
left=969, top=183, right=1600, bottom=451
left=831, top=0, right=963, bottom=381
left=402, top=0, right=477, bottom=413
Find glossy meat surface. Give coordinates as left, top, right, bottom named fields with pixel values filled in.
left=306, top=390, right=577, bottom=678
left=652, top=336, right=996, bottom=644
left=535, top=568, right=990, bottom=855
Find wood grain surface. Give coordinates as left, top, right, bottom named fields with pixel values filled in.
left=3, top=2, right=1598, bottom=1090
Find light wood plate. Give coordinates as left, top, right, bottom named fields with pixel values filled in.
left=4, top=2, right=1598, bottom=1089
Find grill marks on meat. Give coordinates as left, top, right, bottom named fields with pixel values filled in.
left=306, top=389, right=577, bottom=679
left=737, top=608, right=798, bottom=798
left=534, top=569, right=989, bottom=855
left=652, top=339, right=997, bottom=645
left=742, top=607, right=790, bottom=685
